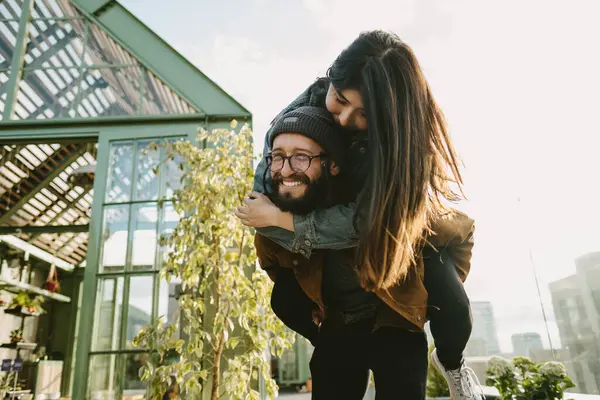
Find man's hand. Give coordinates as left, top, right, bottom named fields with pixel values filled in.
left=235, top=192, right=288, bottom=229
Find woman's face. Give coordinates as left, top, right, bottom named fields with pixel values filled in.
left=325, top=84, right=368, bottom=132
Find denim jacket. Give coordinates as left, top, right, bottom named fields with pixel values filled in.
left=253, top=78, right=368, bottom=257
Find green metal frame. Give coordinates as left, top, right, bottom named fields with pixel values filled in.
left=71, top=0, right=250, bottom=116
left=1, top=0, right=251, bottom=122
left=70, top=119, right=236, bottom=399
left=2, top=0, right=254, bottom=396
left=2, top=0, right=33, bottom=120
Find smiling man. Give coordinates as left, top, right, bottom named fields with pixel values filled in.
left=246, top=105, right=433, bottom=399
left=249, top=105, right=359, bottom=349
left=265, top=107, right=348, bottom=214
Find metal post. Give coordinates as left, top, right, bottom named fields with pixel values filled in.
left=2, top=0, right=34, bottom=120
left=71, top=20, right=90, bottom=116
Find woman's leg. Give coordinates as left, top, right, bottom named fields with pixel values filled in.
left=309, top=318, right=371, bottom=400
left=369, top=327, right=428, bottom=400
left=423, top=247, right=473, bottom=370
left=270, top=268, right=319, bottom=345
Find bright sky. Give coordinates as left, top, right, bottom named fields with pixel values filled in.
left=120, top=0, right=600, bottom=354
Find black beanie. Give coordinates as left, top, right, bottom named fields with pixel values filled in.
left=269, top=106, right=348, bottom=165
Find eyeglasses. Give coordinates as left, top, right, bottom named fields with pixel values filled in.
left=267, top=153, right=326, bottom=173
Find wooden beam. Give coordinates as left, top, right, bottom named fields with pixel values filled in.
left=0, top=224, right=89, bottom=234
left=0, top=145, right=87, bottom=225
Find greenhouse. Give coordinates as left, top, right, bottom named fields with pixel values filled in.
left=0, top=0, right=250, bottom=397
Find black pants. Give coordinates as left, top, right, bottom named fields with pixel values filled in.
left=423, top=247, right=473, bottom=370
left=270, top=250, right=473, bottom=370
left=309, top=317, right=428, bottom=399
left=270, top=268, right=320, bottom=345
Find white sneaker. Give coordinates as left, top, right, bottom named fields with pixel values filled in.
left=431, top=348, right=485, bottom=400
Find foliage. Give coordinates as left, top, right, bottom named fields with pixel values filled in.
left=426, top=345, right=450, bottom=397
left=133, top=122, right=295, bottom=400
left=9, top=329, right=23, bottom=343
left=8, top=291, right=45, bottom=314
left=486, top=356, right=575, bottom=400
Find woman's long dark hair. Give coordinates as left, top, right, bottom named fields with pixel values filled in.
left=328, top=30, right=463, bottom=291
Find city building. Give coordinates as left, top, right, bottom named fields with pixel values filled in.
left=465, top=301, right=501, bottom=357
left=511, top=332, right=543, bottom=357
left=0, top=0, right=250, bottom=398
left=549, top=252, right=600, bottom=395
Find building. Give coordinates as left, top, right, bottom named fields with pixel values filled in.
left=465, top=301, right=501, bottom=357
left=511, top=332, right=543, bottom=358
left=549, top=252, right=600, bottom=395
left=0, top=0, right=250, bottom=398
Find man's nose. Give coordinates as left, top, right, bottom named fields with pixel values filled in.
left=280, top=160, right=295, bottom=177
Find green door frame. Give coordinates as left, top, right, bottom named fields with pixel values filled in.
left=71, top=117, right=238, bottom=399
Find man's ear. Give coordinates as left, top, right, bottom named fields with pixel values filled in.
left=329, top=160, right=340, bottom=176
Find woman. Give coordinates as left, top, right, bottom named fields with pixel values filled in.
left=236, top=30, right=481, bottom=399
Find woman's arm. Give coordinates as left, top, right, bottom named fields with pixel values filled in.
left=237, top=191, right=359, bottom=258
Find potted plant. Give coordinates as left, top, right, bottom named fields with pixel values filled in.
left=486, top=356, right=575, bottom=399
left=9, top=328, right=23, bottom=344
left=7, top=291, right=45, bottom=316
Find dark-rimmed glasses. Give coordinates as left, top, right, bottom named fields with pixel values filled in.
left=266, top=153, right=326, bottom=173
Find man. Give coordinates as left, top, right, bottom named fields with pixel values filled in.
left=249, top=106, right=430, bottom=399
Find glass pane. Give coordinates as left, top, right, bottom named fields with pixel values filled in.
left=86, top=67, right=142, bottom=117
left=92, top=277, right=124, bottom=351
left=88, top=354, right=120, bottom=400
left=164, top=145, right=185, bottom=199
left=0, top=79, right=9, bottom=121
left=157, top=202, right=180, bottom=271
left=157, top=278, right=181, bottom=333
left=25, top=19, right=86, bottom=68
left=105, top=142, right=133, bottom=203
left=123, top=353, right=150, bottom=395
left=135, top=140, right=160, bottom=201
left=131, top=203, right=158, bottom=270
left=0, top=22, right=19, bottom=66
left=141, top=70, right=196, bottom=115
left=33, top=0, right=79, bottom=19
left=14, top=68, right=81, bottom=120
left=126, top=275, right=154, bottom=349
left=86, top=22, right=138, bottom=66
left=100, top=205, right=129, bottom=272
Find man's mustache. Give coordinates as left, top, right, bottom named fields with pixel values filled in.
left=272, top=172, right=311, bottom=186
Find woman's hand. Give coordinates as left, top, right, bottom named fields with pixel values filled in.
left=235, top=192, right=294, bottom=231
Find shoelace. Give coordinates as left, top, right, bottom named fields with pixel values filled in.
left=449, top=365, right=485, bottom=399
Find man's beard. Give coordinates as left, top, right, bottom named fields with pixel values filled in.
left=269, top=172, right=329, bottom=215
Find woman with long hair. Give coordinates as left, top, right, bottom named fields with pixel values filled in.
left=236, top=30, right=481, bottom=400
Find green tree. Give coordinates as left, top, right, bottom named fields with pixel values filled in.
left=134, top=123, right=295, bottom=400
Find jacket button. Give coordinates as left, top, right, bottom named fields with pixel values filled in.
left=292, top=260, right=298, bottom=266
left=359, top=146, right=366, bottom=153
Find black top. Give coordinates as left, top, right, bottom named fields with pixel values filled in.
left=321, top=250, right=380, bottom=324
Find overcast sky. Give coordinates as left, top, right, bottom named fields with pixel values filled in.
left=120, top=0, right=600, bottom=353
